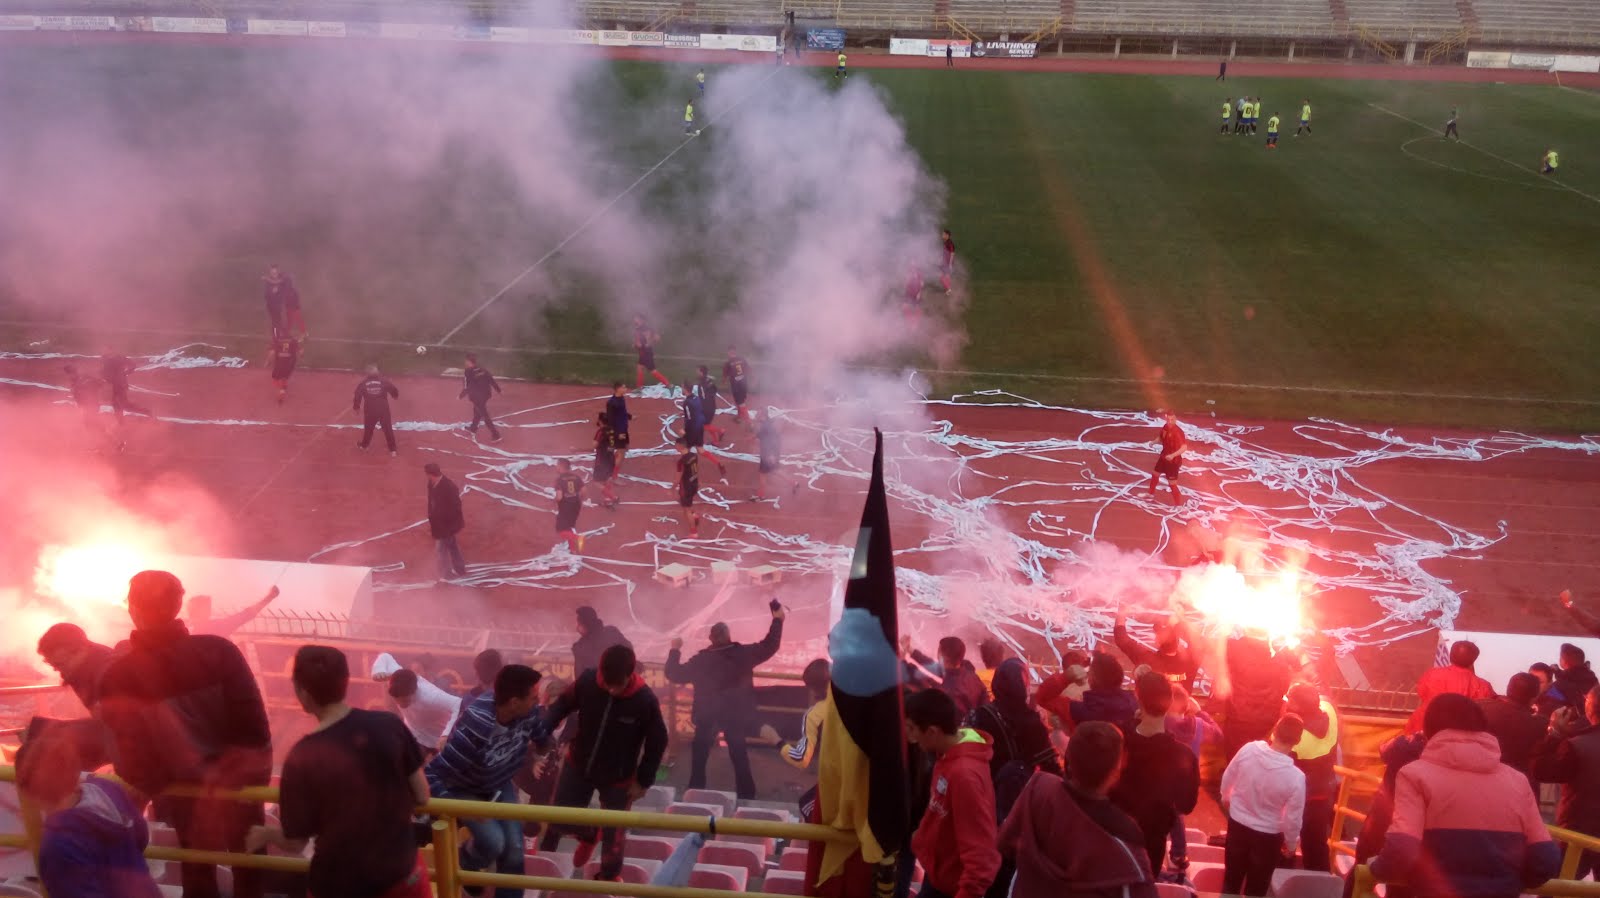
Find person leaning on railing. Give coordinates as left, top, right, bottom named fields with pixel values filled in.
left=245, top=645, right=432, bottom=898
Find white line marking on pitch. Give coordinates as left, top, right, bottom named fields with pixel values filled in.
left=1370, top=102, right=1600, bottom=206
left=434, top=66, right=785, bottom=347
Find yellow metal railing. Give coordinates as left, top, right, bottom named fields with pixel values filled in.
left=1022, top=16, right=1062, bottom=44
left=1353, top=23, right=1399, bottom=60
left=0, top=764, right=853, bottom=898
left=1333, top=764, right=1600, bottom=881
left=1423, top=24, right=1475, bottom=64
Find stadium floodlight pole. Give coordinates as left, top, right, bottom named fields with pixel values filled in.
left=433, top=66, right=785, bottom=349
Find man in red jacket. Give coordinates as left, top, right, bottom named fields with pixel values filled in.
left=906, top=688, right=1000, bottom=898
left=1407, top=640, right=1495, bottom=733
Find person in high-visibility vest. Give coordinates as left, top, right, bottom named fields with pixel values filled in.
left=1221, top=98, right=1233, bottom=134
left=1543, top=148, right=1561, bottom=175
left=835, top=51, right=848, bottom=80
left=696, top=68, right=706, bottom=95
left=1287, top=683, right=1341, bottom=874
left=684, top=100, right=697, bottom=136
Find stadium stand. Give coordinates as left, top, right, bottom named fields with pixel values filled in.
left=1472, top=0, right=1600, bottom=44
left=685, top=0, right=785, bottom=25
left=834, top=0, right=940, bottom=30
left=1341, top=0, right=1462, bottom=39
left=946, top=0, right=1062, bottom=34
left=1069, top=0, right=1336, bottom=37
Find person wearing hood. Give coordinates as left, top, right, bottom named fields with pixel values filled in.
left=96, top=570, right=272, bottom=898
left=1372, top=694, right=1559, bottom=898
left=1553, top=642, right=1599, bottom=713
left=967, top=658, right=1063, bottom=898
left=37, top=622, right=118, bottom=711
left=1064, top=653, right=1137, bottom=730
left=573, top=606, right=632, bottom=677
left=664, top=603, right=784, bottom=798
left=538, top=644, right=668, bottom=882
left=1219, top=714, right=1307, bottom=896
left=1531, top=685, right=1600, bottom=879
left=1113, top=608, right=1197, bottom=690
left=907, top=687, right=1001, bottom=898
left=907, top=635, right=988, bottom=718
left=16, top=730, right=161, bottom=898
left=999, top=720, right=1156, bottom=898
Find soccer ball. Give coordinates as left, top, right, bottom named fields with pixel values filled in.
left=416, top=345, right=428, bottom=355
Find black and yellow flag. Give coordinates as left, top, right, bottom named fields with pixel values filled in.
left=815, top=429, right=907, bottom=891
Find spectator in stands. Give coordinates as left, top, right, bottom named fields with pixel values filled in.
left=1286, top=682, right=1340, bottom=873
left=976, top=637, right=1007, bottom=698
left=461, top=648, right=504, bottom=710
left=15, top=729, right=161, bottom=898
left=1114, top=608, right=1197, bottom=689
left=1067, top=653, right=1137, bottom=731
left=186, top=585, right=279, bottom=638
left=1034, top=651, right=1091, bottom=726
left=1220, top=714, right=1308, bottom=896
left=1558, top=589, right=1600, bottom=637
left=573, top=606, right=631, bottom=677
left=538, top=644, right=668, bottom=882
left=906, top=635, right=988, bottom=718
left=1221, top=633, right=1294, bottom=759
left=665, top=602, right=784, bottom=799
left=37, top=622, right=117, bottom=711
left=1372, top=693, right=1558, bottom=898
left=1406, top=640, right=1495, bottom=733
left=1530, top=685, right=1600, bottom=879
left=1165, top=683, right=1220, bottom=876
left=906, top=687, right=1001, bottom=898
left=1479, top=673, right=1545, bottom=786
left=1111, top=671, right=1200, bottom=876
left=427, top=664, right=549, bottom=898
left=1350, top=727, right=1429, bottom=898
left=1529, top=663, right=1566, bottom=719
left=999, top=720, right=1156, bottom=898
left=759, top=658, right=831, bottom=770
left=246, top=646, right=431, bottom=898
left=372, top=653, right=460, bottom=754
left=1554, top=643, right=1598, bottom=713
left=966, top=657, right=1061, bottom=898
left=96, top=569, right=272, bottom=898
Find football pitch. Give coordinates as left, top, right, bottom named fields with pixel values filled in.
left=3, top=43, right=1599, bottom=430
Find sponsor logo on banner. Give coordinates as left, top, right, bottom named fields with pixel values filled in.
left=37, top=15, right=70, bottom=29
left=1509, top=52, right=1558, bottom=70
left=455, top=24, right=490, bottom=40
left=0, top=14, right=36, bottom=29
left=247, top=19, right=309, bottom=36
left=118, top=16, right=152, bottom=31
left=489, top=25, right=528, bottom=42
left=566, top=29, right=597, bottom=43
left=889, top=37, right=929, bottom=56
left=806, top=27, right=846, bottom=50
left=927, top=38, right=972, bottom=57
left=378, top=22, right=421, bottom=39
left=974, top=40, right=1037, bottom=58
left=699, top=33, right=734, bottom=50
left=629, top=30, right=664, bottom=46
left=417, top=24, right=456, bottom=40
left=152, top=17, right=227, bottom=33
left=345, top=20, right=380, bottom=37
left=736, top=33, right=776, bottom=51
left=1553, top=54, right=1600, bottom=73
left=1465, top=50, right=1511, bottom=68
left=71, top=14, right=116, bottom=30
left=666, top=33, right=699, bottom=48
left=599, top=29, right=630, bottom=46
left=307, top=21, right=345, bottom=37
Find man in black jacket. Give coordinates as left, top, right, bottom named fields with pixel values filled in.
left=354, top=364, right=401, bottom=456
left=538, top=645, right=668, bottom=881
left=665, top=603, right=784, bottom=798
left=1481, top=673, right=1546, bottom=788
left=100, top=352, right=151, bottom=419
left=460, top=353, right=504, bottom=442
left=573, top=607, right=631, bottom=677
left=96, top=570, right=272, bottom=898
left=425, top=463, right=467, bottom=581
left=37, top=623, right=117, bottom=711
left=1531, top=686, right=1600, bottom=879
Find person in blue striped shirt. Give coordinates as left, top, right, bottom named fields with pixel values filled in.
left=425, top=664, right=550, bottom=898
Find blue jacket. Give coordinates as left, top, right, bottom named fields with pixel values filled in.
left=39, top=776, right=162, bottom=898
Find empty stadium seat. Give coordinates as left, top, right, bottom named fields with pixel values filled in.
left=733, top=807, right=793, bottom=823
left=718, top=832, right=776, bottom=858
left=149, top=826, right=180, bottom=848
left=583, top=859, right=664, bottom=883
left=1271, top=869, right=1344, bottom=898
left=764, top=870, right=808, bottom=896
left=525, top=854, right=573, bottom=880
left=700, top=841, right=766, bottom=880
left=779, top=846, right=810, bottom=872
left=626, top=834, right=685, bottom=863
left=546, top=891, right=615, bottom=898
left=634, top=785, right=675, bottom=811
left=666, top=802, right=723, bottom=818
left=1155, top=883, right=1192, bottom=898
left=1189, top=862, right=1225, bottom=893
left=690, top=863, right=750, bottom=892
left=682, top=789, right=738, bottom=816
left=1186, top=843, right=1225, bottom=864
left=1185, top=827, right=1210, bottom=845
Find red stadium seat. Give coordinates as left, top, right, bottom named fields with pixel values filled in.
left=1189, top=863, right=1225, bottom=893
left=525, top=854, right=572, bottom=880
left=733, top=807, right=792, bottom=823
left=779, top=847, right=809, bottom=872
left=764, top=870, right=808, bottom=896
left=690, top=863, right=749, bottom=892
left=583, top=859, right=663, bottom=884
left=666, top=802, right=724, bottom=818
left=699, top=842, right=765, bottom=880
left=625, top=834, right=684, bottom=863
left=682, top=789, right=738, bottom=816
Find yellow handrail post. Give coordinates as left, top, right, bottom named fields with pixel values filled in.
left=1328, top=771, right=1355, bottom=872
left=1561, top=840, right=1584, bottom=881
left=431, top=818, right=460, bottom=898
left=1352, top=864, right=1377, bottom=898
left=17, top=790, right=48, bottom=898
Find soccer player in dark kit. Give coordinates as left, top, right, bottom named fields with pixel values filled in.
left=694, top=365, right=726, bottom=444
left=673, top=437, right=702, bottom=538
left=100, top=352, right=151, bottom=419
left=266, top=330, right=300, bottom=404
left=755, top=408, right=795, bottom=500
left=605, top=382, right=632, bottom=474
left=633, top=316, right=671, bottom=390
left=460, top=353, right=503, bottom=442
left=681, top=380, right=728, bottom=481
left=262, top=265, right=307, bottom=338
left=902, top=266, right=925, bottom=321
left=1148, top=410, right=1187, bottom=502
left=723, top=347, right=754, bottom=425
left=64, top=364, right=119, bottom=451
left=553, top=459, right=585, bottom=554
left=591, top=412, right=620, bottom=508
left=354, top=364, right=401, bottom=457
left=940, top=229, right=957, bottom=294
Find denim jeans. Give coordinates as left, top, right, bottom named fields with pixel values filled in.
left=436, top=535, right=467, bottom=580
left=442, top=785, right=524, bottom=898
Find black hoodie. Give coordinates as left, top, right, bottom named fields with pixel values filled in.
left=547, top=669, right=669, bottom=788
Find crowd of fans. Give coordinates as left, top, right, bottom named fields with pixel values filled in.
left=12, top=574, right=1600, bottom=898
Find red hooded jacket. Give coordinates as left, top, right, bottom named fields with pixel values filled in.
left=911, top=729, right=1001, bottom=898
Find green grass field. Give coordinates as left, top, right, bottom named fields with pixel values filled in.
left=4, top=44, right=1600, bottom=430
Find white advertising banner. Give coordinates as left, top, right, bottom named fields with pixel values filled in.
left=1553, top=54, right=1600, bottom=73
left=890, top=36, right=928, bottom=56
left=151, top=16, right=226, bottom=33
left=307, top=21, right=346, bottom=37
left=598, top=29, right=630, bottom=46
left=0, top=14, right=37, bottom=29
left=665, top=33, right=699, bottom=48
left=1465, top=50, right=1511, bottom=68
left=70, top=15, right=115, bottom=30
left=378, top=22, right=421, bottom=39
left=247, top=19, right=309, bottom=36
left=489, top=25, right=527, bottom=42
left=628, top=30, right=664, bottom=46
left=699, top=32, right=776, bottom=51
left=926, top=38, right=972, bottom=57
